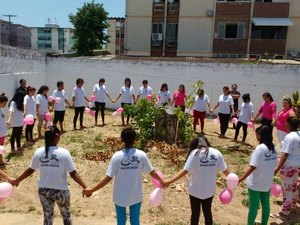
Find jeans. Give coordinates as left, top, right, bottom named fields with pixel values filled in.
left=234, top=121, right=248, bottom=142
left=94, top=101, right=105, bottom=124
left=73, top=106, right=85, bottom=128
left=115, top=202, right=142, bottom=225
left=218, top=113, right=231, bottom=136
left=10, top=126, right=22, bottom=150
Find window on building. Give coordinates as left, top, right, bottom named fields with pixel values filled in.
left=152, top=23, right=164, bottom=47
left=251, top=26, right=287, bottom=39
left=152, top=23, right=163, bottom=34
left=218, top=23, right=245, bottom=39
left=217, top=0, right=251, bottom=2
left=166, top=23, right=178, bottom=47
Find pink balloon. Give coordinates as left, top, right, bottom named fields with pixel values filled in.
left=112, top=111, right=118, bottom=117
left=226, top=173, right=239, bottom=190
left=26, top=114, right=34, bottom=119
left=89, top=110, right=95, bottom=117
left=151, top=171, right=164, bottom=188
left=271, top=184, right=281, bottom=197
left=219, top=188, right=233, bottom=204
left=149, top=188, right=163, bottom=207
left=24, top=116, right=34, bottom=125
left=90, top=95, right=96, bottom=101
left=147, top=94, right=152, bottom=100
left=213, top=117, right=220, bottom=124
left=0, top=146, right=5, bottom=154
left=0, top=182, right=13, bottom=198
left=55, top=97, right=62, bottom=103
left=46, top=121, right=52, bottom=128
left=44, top=112, right=52, bottom=121
left=85, top=107, right=90, bottom=113
left=116, top=107, right=124, bottom=113
left=0, top=197, right=5, bottom=205
left=231, top=118, right=238, bottom=125
left=247, top=122, right=254, bottom=129
left=48, top=96, right=54, bottom=102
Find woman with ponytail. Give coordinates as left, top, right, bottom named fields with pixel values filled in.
left=11, top=126, right=88, bottom=225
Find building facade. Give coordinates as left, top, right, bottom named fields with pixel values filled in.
left=0, top=19, right=31, bottom=48
left=124, top=0, right=300, bottom=58
left=31, top=23, right=74, bottom=53
left=107, top=18, right=125, bottom=55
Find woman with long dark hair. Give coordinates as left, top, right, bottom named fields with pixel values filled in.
left=239, top=125, right=277, bottom=225
left=253, top=92, right=276, bottom=139
left=11, top=126, right=88, bottom=225
left=164, top=135, right=230, bottom=225
left=114, top=78, right=135, bottom=126
left=36, top=85, right=50, bottom=138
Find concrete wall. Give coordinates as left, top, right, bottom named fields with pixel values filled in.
left=1, top=46, right=300, bottom=115
left=107, top=19, right=117, bottom=54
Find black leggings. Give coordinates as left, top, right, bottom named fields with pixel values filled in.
left=261, top=117, right=273, bottom=139
left=25, top=122, right=35, bottom=141
left=73, top=106, right=85, bottom=128
left=218, top=113, right=231, bottom=135
left=121, top=103, right=131, bottom=125
left=95, top=102, right=105, bottom=124
left=234, top=121, right=248, bottom=142
left=11, top=126, right=23, bottom=150
left=189, top=195, right=214, bottom=225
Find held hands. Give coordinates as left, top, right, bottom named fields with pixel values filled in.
left=9, top=178, right=19, bottom=187
left=82, top=187, right=93, bottom=198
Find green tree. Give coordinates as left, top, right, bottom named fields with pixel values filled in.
left=69, top=1, right=109, bottom=56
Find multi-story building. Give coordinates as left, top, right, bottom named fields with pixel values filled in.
left=125, top=0, right=300, bottom=58
left=0, top=19, right=31, bottom=48
left=31, top=23, right=74, bottom=53
left=107, top=17, right=125, bottom=55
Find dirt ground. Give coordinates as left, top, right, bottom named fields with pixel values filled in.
left=0, top=108, right=299, bottom=225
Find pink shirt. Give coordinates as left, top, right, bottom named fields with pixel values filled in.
left=276, top=108, right=293, bottom=132
left=173, top=91, right=187, bottom=106
left=258, top=101, right=276, bottom=120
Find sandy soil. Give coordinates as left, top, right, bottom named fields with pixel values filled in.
left=0, top=108, right=299, bottom=225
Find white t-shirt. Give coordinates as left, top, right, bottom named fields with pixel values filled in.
left=281, top=131, right=300, bottom=167
left=246, top=143, right=277, bottom=192
left=0, top=108, right=7, bottom=137
left=106, top=148, right=153, bottom=207
left=238, top=102, right=254, bottom=124
left=36, top=94, right=48, bottom=115
left=53, top=90, right=67, bottom=111
left=23, top=95, right=36, bottom=116
left=138, top=86, right=153, bottom=98
left=30, top=146, right=75, bottom=190
left=72, top=86, right=86, bottom=107
left=157, top=91, right=171, bottom=106
left=193, top=94, right=210, bottom=112
left=218, top=94, right=234, bottom=114
left=9, top=101, right=23, bottom=127
left=120, top=86, right=135, bottom=104
left=184, top=147, right=227, bottom=199
left=93, top=84, right=108, bottom=103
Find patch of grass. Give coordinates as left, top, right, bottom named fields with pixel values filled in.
left=27, top=205, right=36, bottom=212
left=241, top=198, right=249, bottom=208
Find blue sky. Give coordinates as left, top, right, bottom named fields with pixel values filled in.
left=0, top=0, right=125, bottom=28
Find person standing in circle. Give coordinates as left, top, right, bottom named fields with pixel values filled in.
left=0, top=93, right=9, bottom=166
left=23, top=86, right=36, bottom=143
left=164, top=135, right=230, bottom=225
left=114, top=78, right=135, bottom=126
left=93, top=78, right=114, bottom=126
left=171, top=84, right=187, bottom=112
left=83, top=128, right=163, bottom=225
left=156, top=83, right=171, bottom=106
left=239, top=126, right=277, bottom=225
left=274, top=97, right=296, bottom=145
left=230, top=84, right=240, bottom=128
left=253, top=92, right=276, bottom=140
left=36, top=85, right=50, bottom=139
left=11, top=126, right=88, bottom=225
left=52, top=81, right=72, bottom=132
left=211, top=86, right=234, bottom=138
left=135, top=80, right=153, bottom=103
left=192, top=89, right=210, bottom=134
left=72, top=78, right=90, bottom=130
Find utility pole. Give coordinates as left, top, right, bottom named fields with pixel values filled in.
left=3, top=14, right=17, bottom=46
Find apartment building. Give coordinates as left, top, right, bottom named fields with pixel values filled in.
left=124, top=0, right=300, bottom=58
left=107, top=17, right=125, bottom=55
left=31, top=23, right=74, bottom=53
left=0, top=19, right=31, bottom=48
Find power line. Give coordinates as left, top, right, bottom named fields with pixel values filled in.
left=2, top=14, right=17, bottom=46
left=3, top=14, right=17, bottom=24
